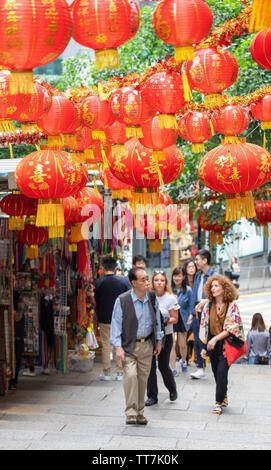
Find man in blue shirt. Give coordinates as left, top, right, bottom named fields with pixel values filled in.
left=111, top=267, right=163, bottom=425
left=187, top=249, right=216, bottom=380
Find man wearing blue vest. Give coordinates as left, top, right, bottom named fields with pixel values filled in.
left=187, top=249, right=216, bottom=380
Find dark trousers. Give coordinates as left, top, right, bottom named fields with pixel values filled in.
left=10, top=338, right=24, bottom=385
left=147, top=333, right=177, bottom=401
left=209, top=339, right=230, bottom=403
left=192, top=314, right=205, bottom=369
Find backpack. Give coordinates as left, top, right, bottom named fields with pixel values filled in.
left=148, top=290, right=167, bottom=348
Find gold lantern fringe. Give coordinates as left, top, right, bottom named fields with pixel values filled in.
left=174, top=45, right=195, bottom=62
left=95, top=48, right=120, bottom=70
left=149, top=239, right=163, bottom=252
left=63, top=134, right=77, bottom=148
left=152, top=149, right=166, bottom=161
left=263, top=131, right=267, bottom=149
left=71, top=223, right=85, bottom=242
left=47, top=135, right=63, bottom=147
left=84, top=148, right=95, bottom=161
left=264, top=224, right=269, bottom=237
left=0, top=119, right=15, bottom=133
left=87, top=162, right=98, bottom=171
left=73, top=151, right=84, bottom=162
left=21, top=122, right=40, bottom=133
left=68, top=243, right=77, bottom=252
left=25, top=245, right=39, bottom=259
left=112, top=188, right=132, bottom=200
left=249, top=0, right=271, bottom=32
left=92, top=129, right=106, bottom=141
left=131, top=187, right=160, bottom=214
left=222, top=135, right=243, bottom=145
left=48, top=225, right=64, bottom=238
left=210, top=232, right=224, bottom=246
left=204, top=93, right=223, bottom=108
left=182, top=70, right=192, bottom=102
left=226, top=191, right=256, bottom=221
left=125, top=126, right=143, bottom=138
left=192, top=143, right=205, bottom=153
left=36, top=199, right=64, bottom=228
left=158, top=114, right=178, bottom=129
left=9, top=216, right=24, bottom=231
left=261, top=121, right=271, bottom=130
left=112, top=144, right=127, bottom=158
left=9, top=70, right=34, bottom=95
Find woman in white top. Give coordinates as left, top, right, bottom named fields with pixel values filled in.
left=145, top=271, right=179, bottom=406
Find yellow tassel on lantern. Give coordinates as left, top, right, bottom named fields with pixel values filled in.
left=226, top=191, right=256, bottom=221
left=0, top=119, right=15, bottom=133
left=131, top=188, right=160, bottom=215
left=125, top=126, right=143, bottom=138
left=204, top=93, right=223, bottom=109
left=92, top=129, right=106, bottom=141
left=9, top=143, right=13, bottom=159
left=9, top=70, right=34, bottom=95
left=95, top=48, right=120, bottom=70
left=152, top=149, right=166, bottom=162
left=182, top=70, right=192, bottom=102
left=149, top=239, right=163, bottom=252
left=111, top=144, right=127, bottom=158
left=261, top=121, right=271, bottom=130
left=264, top=224, right=269, bottom=237
left=222, top=136, right=243, bottom=145
left=263, top=131, right=267, bottom=149
left=192, top=143, right=205, bottom=153
left=68, top=243, right=77, bottom=252
left=158, top=114, right=178, bottom=129
left=36, top=199, right=64, bottom=228
left=25, top=245, right=39, bottom=259
left=48, top=225, right=64, bottom=238
left=21, top=122, right=40, bottom=134
left=71, top=223, right=85, bottom=242
left=210, top=232, right=223, bottom=246
left=84, top=148, right=95, bottom=161
left=9, top=216, right=24, bottom=231
left=63, top=134, right=77, bottom=148
left=112, top=189, right=131, bottom=200
left=249, top=0, right=271, bottom=32
left=174, top=45, right=195, bottom=62
left=48, top=135, right=64, bottom=147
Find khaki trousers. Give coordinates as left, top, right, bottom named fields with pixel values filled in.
left=123, top=339, right=154, bottom=417
left=99, top=323, right=123, bottom=374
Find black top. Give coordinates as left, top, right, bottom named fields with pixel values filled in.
left=14, top=309, right=25, bottom=339
left=94, top=274, right=130, bottom=324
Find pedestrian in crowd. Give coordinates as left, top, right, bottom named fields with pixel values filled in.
left=230, top=257, right=240, bottom=273
left=94, top=256, right=130, bottom=381
left=9, top=297, right=25, bottom=390
left=199, top=274, right=245, bottom=415
left=125, top=254, right=147, bottom=287
left=246, top=313, right=271, bottom=365
left=170, top=267, right=193, bottom=374
left=183, top=259, right=197, bottom=289
left=187, top=249, right=216, bottom=380
left=110, top=267, right=162, bottom=425
left=145, top=270, right=179, bottom=406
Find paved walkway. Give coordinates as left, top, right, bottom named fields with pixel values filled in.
left=1, top=359, right=271, bottom=450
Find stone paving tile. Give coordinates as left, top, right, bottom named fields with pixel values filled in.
left=188, top=429, right=271, bottom=445
left=0, top=429, right=47, bottom=441
left=109, top=435, right=178, bottom=450
left=176, top=439, right=271, bottom=450
left=0, top=420, right=64, bottom=432
left=0, top=439, right=32, bottom=450
left=41, top=431, right=112, bottom=448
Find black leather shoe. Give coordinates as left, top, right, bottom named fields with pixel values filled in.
left=169, top=391, right=178, bottom=401
left=145, top=397, right=158, bottom=406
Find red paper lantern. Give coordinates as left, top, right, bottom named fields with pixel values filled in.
left=37, top=95, right=80, bottom=147
left=107, top=138, right=185, bottom=211
left=128, top=0, right=140, bottom=40
left=15, top=147, right=88, bottom=236
left=254, top=200, right=271, bottom=236
left=0, top=70, right=18, bottom=132
left=0, top=0, right=72, bottom=94
left=105, top=121, right=128, bottom=158
left=16, top=224, right=48, bottom=258
left=64, top=196, right=79, bottom=227
left=73, top=187, right=103, bottom=233
left=199, top=211, right=230, bottom=245
left=72, top=0, right=138, bottom=70
left=186, top=48, right=238, bottom=108
left=250, top=29, right=271, bottom=70
left=251, top=94, right=271, bottom=129
left=12, top=81, right=52, bottom=133
left=178, top=111, right=215, bottom=153
left=153, top=0, right=213, bottom=62
left=110, top=86, right=154, bottom=138
left=142, top=71, right=186, bottom=129
left=214, top=105, right=250, bottom=144
left=198, top=142, right=271, bottom=221
left=99, top=164, right=132, bottom=200
left=79, top=95, right=114, bottom=142
left=0, top=192, right=37, bottom=230
left=139, top=116, right=178, bottom=161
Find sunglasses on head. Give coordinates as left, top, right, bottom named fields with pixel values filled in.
left=153, top=270, right=165, bottom=275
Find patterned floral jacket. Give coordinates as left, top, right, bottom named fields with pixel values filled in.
left=199, top=301, right=245, bottom=356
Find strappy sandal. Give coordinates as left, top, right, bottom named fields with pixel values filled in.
left=221, top=396, right=228, bottom=407
left=212, top=403, right=222, bottom=415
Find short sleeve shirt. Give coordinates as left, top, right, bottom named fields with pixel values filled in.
left=156, top=292, right=179, bottom=335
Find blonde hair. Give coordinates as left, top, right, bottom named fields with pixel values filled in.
left=152, top=272, right=173, bottom=294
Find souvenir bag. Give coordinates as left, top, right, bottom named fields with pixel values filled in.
left=86, top=326, right=99, bottom=349
left=225, top=335, right=247, bottom=366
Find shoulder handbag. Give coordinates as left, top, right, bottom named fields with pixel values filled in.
left=148, top=291, right=166, bottom=348
left=254, top=355, right=269, bottom=365
left=225, top=334, right=247, bottom=366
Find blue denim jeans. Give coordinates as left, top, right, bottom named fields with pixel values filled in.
left=248, top=356, right=255, bottom=365
left=192, top=315, right=205, bottom=369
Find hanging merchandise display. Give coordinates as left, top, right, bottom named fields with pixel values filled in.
left=178, top=111, right=215, bottom=153
left=0, top=0, right=72, bottom=94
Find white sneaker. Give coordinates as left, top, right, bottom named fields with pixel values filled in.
left=190, top=369, right=207, bottom=380
left=115, top=373, right=123, bottom=381
left=99, top=373, right=111, bottom=381
left=22, top=371, right=36, bottom=377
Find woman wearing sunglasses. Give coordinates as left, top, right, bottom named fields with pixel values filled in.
left=145, top=270, right=179, bottom=406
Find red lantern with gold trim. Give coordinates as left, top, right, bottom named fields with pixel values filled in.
left=186, top=48, right=238, bottom=108
left=0, top=70, right=18, bottom=132
left=178, top=111, right=215, bottom=153
left=142, top=72, right=186, bottom=129
left=105, top=121, right=128, bottom=159
left=254, top=200, right=271, bottom=237
left=250, top=29, right=271, bottom=70
left=15, top=147, right=88, bottom=237
left=64, top=196, right=79, bottom=227
left=198, top=142, right=271, bottom=221
left=12, top=81, right=52, bottom=133
left=0, top=0, right=72, bottom=95
left=199, top=211, right=230, bottom=245
left=214, top=105, right=250, bottom=144
left=16, top=224, right=48, bottom=259
left=37, top=95, right=80, bottom=147
left=0, top=192, right=37, bottom=230
left=128, top=0, right=140, bottom=40
left=139, top=116, right=178, bottom=161
left=251, top=94, right=271, bottom=130
left=110, top=86, right=154, bottom=138
left=153, top=0, right=213, bottom=62
left=79, top=94, right=114, bottom=142
left=99, top=164, right=132, bottom=200
left=107, top=138, right=185, bottom=212
left=72, top=0, right=138, bottom=70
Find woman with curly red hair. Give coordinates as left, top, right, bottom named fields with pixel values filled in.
left=199, top=274, right=245, bottom=415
